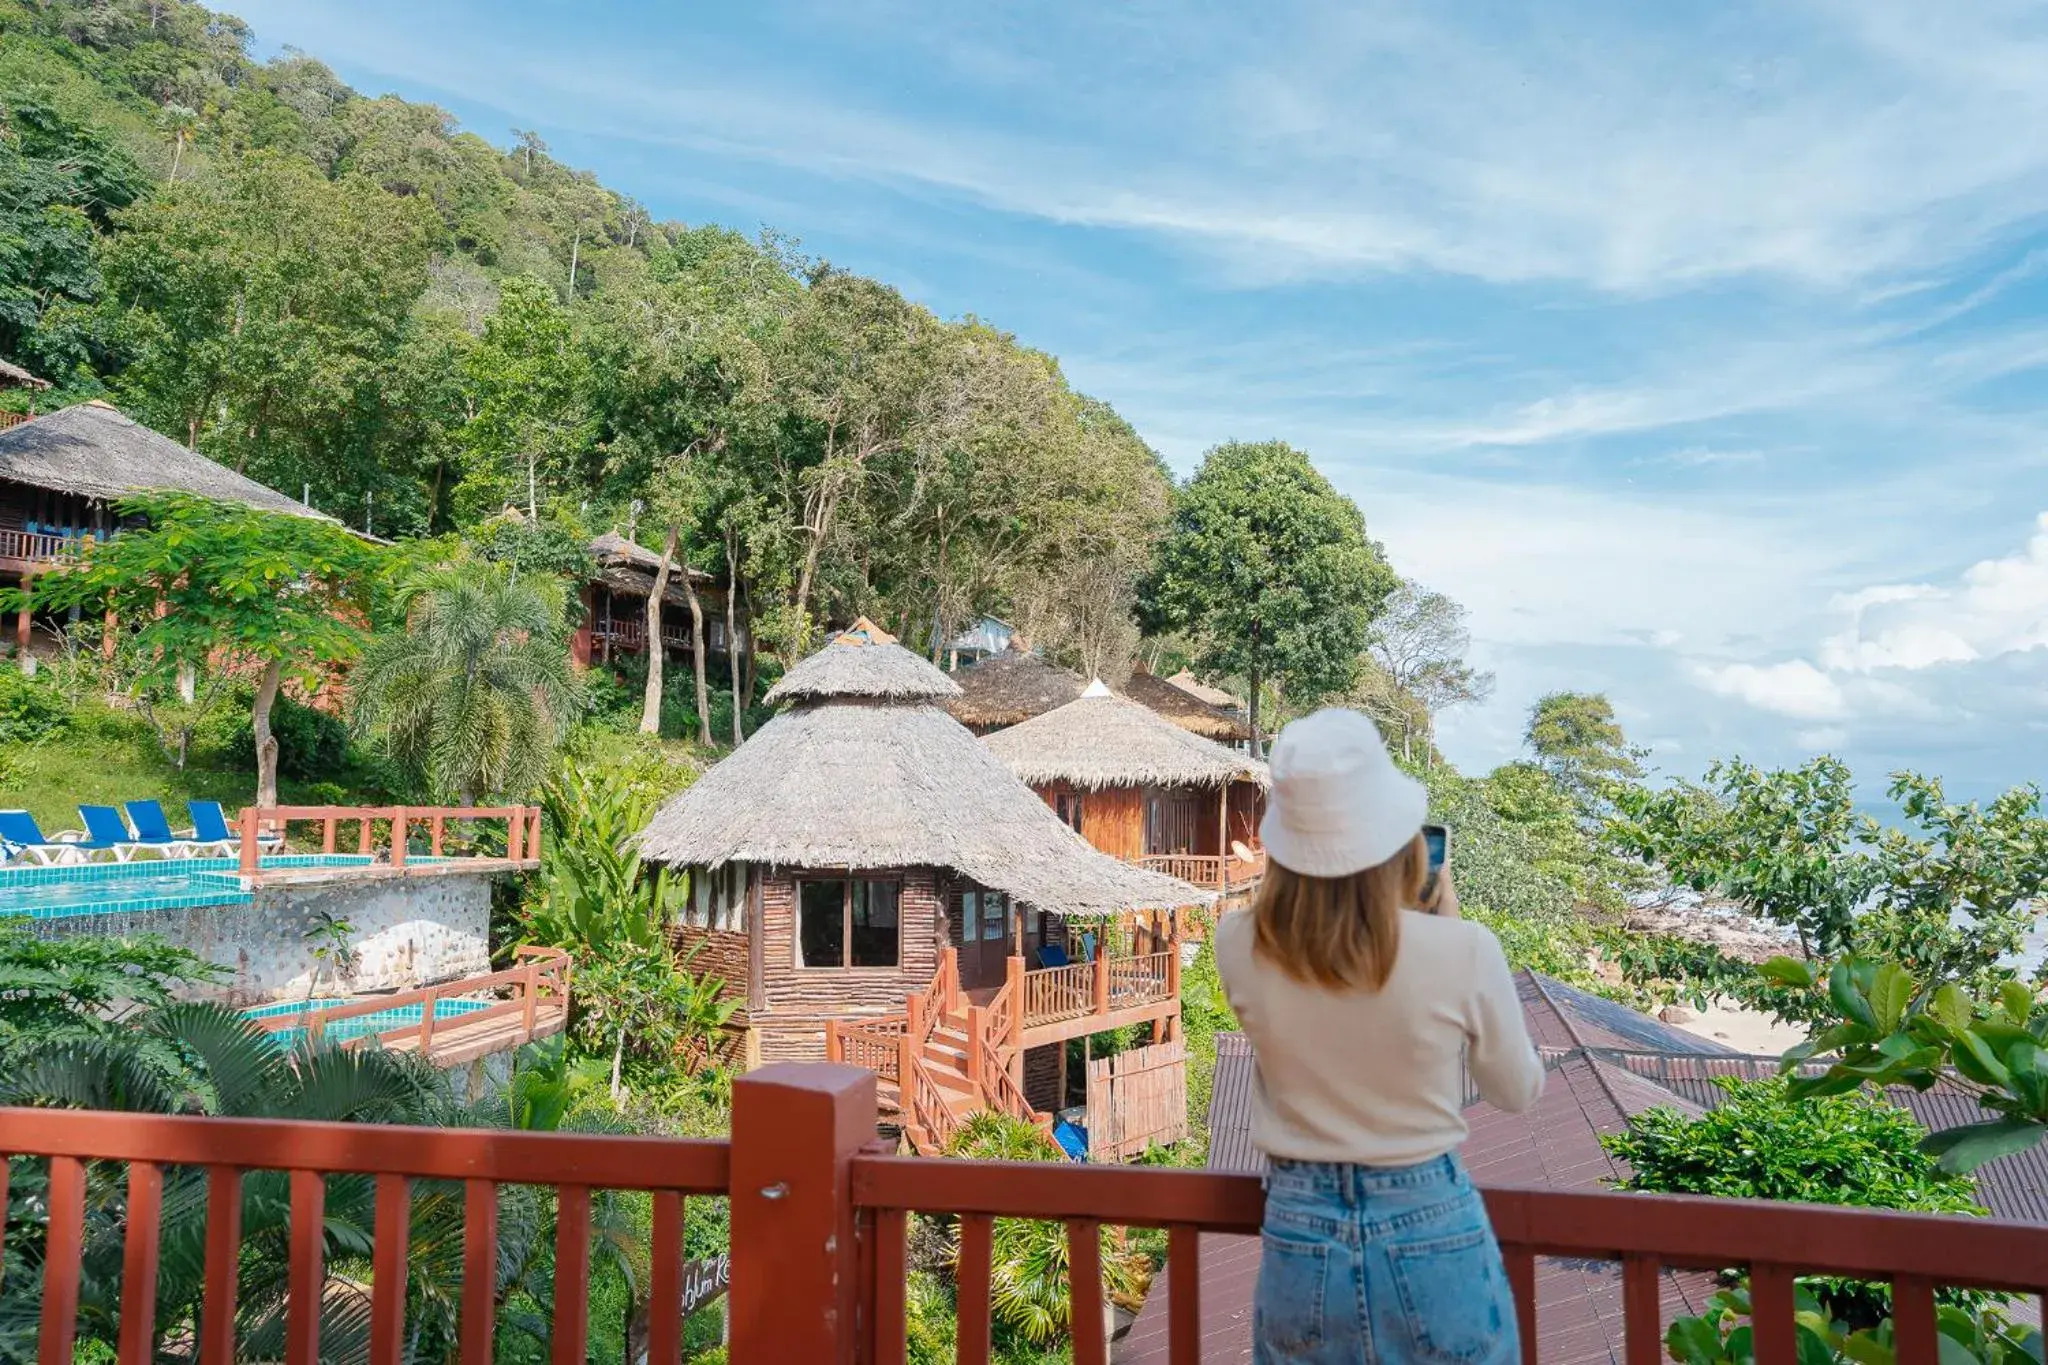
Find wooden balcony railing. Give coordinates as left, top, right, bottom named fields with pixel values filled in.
left=0, top=526, right=82, bottom=566
left=1139, top=848, right=1267, bottom=893
left=250, top=947, right=571, bottom=1064
left=5, top=1064, right=2045, bottom=1365
left=235, top=804, right=543, bottom=878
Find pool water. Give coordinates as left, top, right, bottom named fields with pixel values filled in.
left=247, top=994, right=494, bottom=1047
left=0, top=854, right=380, bottom=920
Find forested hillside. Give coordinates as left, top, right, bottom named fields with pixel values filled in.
left=0, top=0, right=1172, bottom=664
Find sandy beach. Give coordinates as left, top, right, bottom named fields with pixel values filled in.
left=1664, top=999, right=1808, bottom=1056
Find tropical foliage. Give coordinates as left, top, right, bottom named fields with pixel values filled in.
left=350, top=559, right=583, bottom=802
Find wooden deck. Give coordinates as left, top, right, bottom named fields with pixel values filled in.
left=251, top=947, right=571, bottom=1068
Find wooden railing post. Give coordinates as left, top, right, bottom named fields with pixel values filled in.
left=418, top=986, right=439, bottom=1053
left=507, top=807, right=525, bottom=863
left=430, top=814, right=445, bottom=856
left=528, top=806, right=543, bottom=862
left=942, top=946, right=960, bottom=1011
left=521, top=960, right=538, bottom=1035
left=391, top=808, right=408, bottom=869
left=358, top=816, right=373, bottom=856
left=1167, top=920, right=1183, bottom=1000
left=825, top=1019, right=841, bottom=1063
left=238, top=807, right=260, bottom=877
left=321, top=816, right=337, bottom=854
left=728, top=1063, right=875, bottom=1365
left=965, top=1006, right=985, bottom=1088
left=1093, top=952, right=1109, bottom=1015
left=1007, top=955, right=1025, bottom=1042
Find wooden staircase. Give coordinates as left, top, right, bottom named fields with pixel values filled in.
left=831, top=950, right=1054, bottom=1157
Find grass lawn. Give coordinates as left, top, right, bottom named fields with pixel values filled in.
left=0, top=717, right=390, bottom=831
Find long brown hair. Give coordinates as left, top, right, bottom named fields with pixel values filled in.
left=1250, top=833, right=1428, bottom=989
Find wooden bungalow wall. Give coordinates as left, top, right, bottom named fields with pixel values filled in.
left=753, top=867, right=946, bottom=1064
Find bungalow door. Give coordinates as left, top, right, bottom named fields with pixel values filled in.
left=956, top=888, right=1015, bottom=991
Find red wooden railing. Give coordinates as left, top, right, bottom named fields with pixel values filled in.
left=251, top=947, right=571, bottom=1057
left=0, top=526, right=79, bottom=565
left=7, top=1064, right=2045, bottom=1365
left=1021, top=958, right=1094, bottom=1026
left=1139, top=848, right=1266, bottom=893
left=234, top=804, right=543, bottom=877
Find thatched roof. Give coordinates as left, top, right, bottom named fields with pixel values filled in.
left=638, top=626, right=1209, bottom=914
left=1166, top=669, right=1241, bottom=710
left=985, top=681, right=1269, bottom=791
left=944, top=647, right=1086, bottom=729
left=1122, top=669, right=1251, bottom=742
left=767, top=618, right=960, bottom=704
left=0, top=402, right=325, bottom=518
left=0, top=359, right=49, bottom=390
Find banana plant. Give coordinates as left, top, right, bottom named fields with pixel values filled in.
left=1764, top=956, right=2047, bottom=1174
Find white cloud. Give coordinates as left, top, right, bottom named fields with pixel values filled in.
left=1697, top=660, right=1848, bottom=720
left=1820, top=514, right=2048, bottom=672
left=1795, top=726, right=1850, bottom=751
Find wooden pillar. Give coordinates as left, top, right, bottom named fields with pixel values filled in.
left=391, top=809, right=408, bottom=868
left=1092, top=952, right=1109, bottom=1016
left=1217, top=783, right=1230, bottom=895
left=727, top=1064, right=874, bottom=1365
left=15, top=569, right=30, bottom=675
left=965, top=1006, right=985, bottom=1087
left=238, top=807, right=259, bottom=877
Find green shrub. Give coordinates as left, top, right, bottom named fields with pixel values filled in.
left=213, top=693, right=349, bottom=779
left=0, top=668, right=69, bottom=745
left=1603, top=1076, right=1982, bottom=1322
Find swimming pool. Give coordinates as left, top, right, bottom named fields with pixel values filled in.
left=245, top=993, right=495, bottom=1047
left=0, top=855, right=380, bottom=920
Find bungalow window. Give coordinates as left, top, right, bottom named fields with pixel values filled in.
left=1054, top=792, right=1085, bottom=833
left=685, top=864, right=747, bottom=932
left=798, top=878, right=901, bottom=969
left=982, top=890, right=1010, bottom=942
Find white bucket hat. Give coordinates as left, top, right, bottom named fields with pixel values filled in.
left=1258, top=708, right=1429, bottom=878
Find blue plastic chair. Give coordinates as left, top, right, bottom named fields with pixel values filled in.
left=187, top=801, right=277, bottom=857
left=1036, top=943, right=1072, bottom=969
left=0, top=810, right=88, bottom=865
left=77, top=805, right=149, bottom=862
left=1052, top=1120, right=1089, bottom=1160
left=125, top=800, right=203, bottom=857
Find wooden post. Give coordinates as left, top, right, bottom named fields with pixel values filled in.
left=1218, top=784, right=1230, bottom=896
left=308, top=1010, right=325, bottom=1048
left=727, top=1064, right=874, bottom=1365
left=825, top=1020, right=841, bottom=1063
left=965, top=1006, right=985, bottom=1088
left=1006, top=954, right=1025, bottom=1041
left=521, top=960, right=539, bottom=1036
left=321, top=817, right=336, bottom=854
left=418, top=986, right=439, bottom=1053
left=528, top=806, right=543, bottom=862
left=431, top=814, right=445, bottom=856
left=1167, top=914, right=1183, bottom=1000
left=1093, top=952, right=1109, bottom=1016
left=507, top=807, right=525, bottom=863
left=391, top=809, right=408, bottom=869
left=238, top=807, right=259, bottom=877
left=15, top=569, right=30, bottom=675
left=358, top=817, right=373, bottom=856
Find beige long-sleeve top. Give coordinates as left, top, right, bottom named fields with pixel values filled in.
left=1214, top=908, right=1544, bottom=1166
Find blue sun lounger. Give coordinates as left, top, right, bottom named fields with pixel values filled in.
left=77, top=805, right=153, bottom=862
left=0, top=810, right=91, bottom=865
left=125, top=800, right=208, bottom=857
left=186, top=801, right=279, bottom=857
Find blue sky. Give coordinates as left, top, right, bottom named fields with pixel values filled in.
left=233, top=0, right=2048, bottom=799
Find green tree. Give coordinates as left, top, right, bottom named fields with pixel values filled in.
left=10, top=494, right=374, bottom=804
left=456, top=273, right=596, bottom=519
left=1140, top=440, right=1394, bottom=753
left=349, top=559, right=583, bottom=802
left=99, top=152, right=436, bottom=511
left=1524, top=690, right=1641, bottom=811
left=1612, top=763, right=2048, bottom=985
left=1352, top=581, right=1493, bottom=763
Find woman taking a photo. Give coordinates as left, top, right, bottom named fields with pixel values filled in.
left=1215, top=708, right=1543, bottom=1365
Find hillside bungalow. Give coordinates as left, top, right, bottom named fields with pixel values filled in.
left=984, top=680, right=1269, bottom=893
left=945, top=640, right=1251, bottom=744
left=637, top=619, right=1208, bottom=1152
left=570, top=531, right=741, bottom=670
left=0, top=401, right=333, bottom=670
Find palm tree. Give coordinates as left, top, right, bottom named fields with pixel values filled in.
left=351, top=560, right=584, bottom=804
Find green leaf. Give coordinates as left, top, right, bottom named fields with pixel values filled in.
left=1869, top=963, right=1914, bottom=1033
left=1831, top=960, right=1879, bottom=1031
left=1998, top=981, right=2034, bottom=1026
left=1928, top=984, right=1974, bottom=1033
left=1839, top=1331, right=1895, bottom=1365
left=1759, top=956, right=1816, bottom=989
left=1921, top=1119, right=2045, bottom=1174
left=1949, top=1030, right=2014, bottom=1090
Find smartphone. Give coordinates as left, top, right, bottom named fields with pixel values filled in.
left=1421, top=823, right=1449, bottom=902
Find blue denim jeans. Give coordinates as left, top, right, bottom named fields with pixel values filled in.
left=1255, top=1154, right=1518, bottom=1365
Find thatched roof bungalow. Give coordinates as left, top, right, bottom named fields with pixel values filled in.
left=572, top=530, right=736, bottom=668
left=945, top=643, right=1252, bottom=745
left=638, top=619, right=1206, bottom=1071
left=984, top=681, right=1269, bottom=889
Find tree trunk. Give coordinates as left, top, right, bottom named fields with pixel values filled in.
left=726, top=536, right=746, bottom=745
left=169, top=131, right=184, bottom=182
left=1248, top=661, right=1264, bottom=760
left=737, top=575, right=758, bottom=724
left=640, top=524, right=679, bottom=735
left=568, top=226, right=582, bottom=292
left=611, top=1027, right=626, bottom=1105
left=253, top=658, right=284, bottom=809
left=679, top=564, right=712, bottom=747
